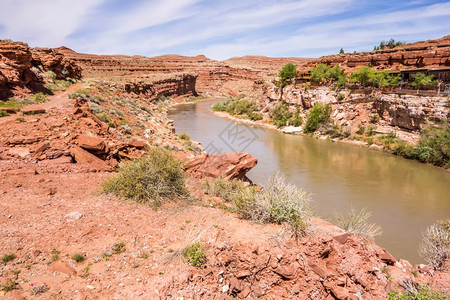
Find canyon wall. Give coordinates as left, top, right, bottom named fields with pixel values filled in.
left=262, top=83, right=449, bottom=132
left=56, top=48, right=312, bottom=96
left=0, top=41, right=81, bottom=99
left=305, top=35, right=450, bottom=72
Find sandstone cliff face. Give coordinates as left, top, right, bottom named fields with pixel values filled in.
left=306, top=35, right=450, bottom=72
left=262, top=84, right=449, bottom=131
left=106, top=73, right=197, bottom=101
left=0, top=41, right=81, bottom=99
left=56, top=48, right=314, bottom=97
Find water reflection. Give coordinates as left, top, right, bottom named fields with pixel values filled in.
left=168, top=99, right=450, bottom=263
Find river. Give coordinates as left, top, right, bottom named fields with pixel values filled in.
left=168, top=99, right=450, bottom=263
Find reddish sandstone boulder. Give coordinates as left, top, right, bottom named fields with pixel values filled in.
left=77, top=134, right=106, bottom=152
left=185, top=152, right=257, bottom=180
left=70, top=146, right=111, bottom=171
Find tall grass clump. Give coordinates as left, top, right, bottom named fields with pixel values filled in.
left=335, top=208, right=382, bottom=240
left=304, top=103, right=332, bottom=133
left=419, top=219, right=449, bottom=269
left=205, top=173, right=312, bottom=237
left=103, top=147, right=186, bottom=207
left=251, top=173, right=312, bottom=236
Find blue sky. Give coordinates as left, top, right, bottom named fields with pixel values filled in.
left=1, top=0, right=449, bottom=60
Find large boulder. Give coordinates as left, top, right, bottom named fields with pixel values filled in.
left=185, top=152, right=257, bottom=180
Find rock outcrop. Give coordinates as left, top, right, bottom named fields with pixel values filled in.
left=0, top=40, right=81, bottom=99
left=262, top=84, right=449, bottom=132
left=185, top=152, right=257, bottom=180
left=305, top=35, right=450, bottom=72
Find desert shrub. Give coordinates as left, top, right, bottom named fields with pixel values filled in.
left=379, top=131, right=400, bottom=147
left=337, top=93, right=345, bottom=101
left=270, top=103, right=292, bottom=128
left=304, top=103, right=332, bottom=133
left=1, top=254, right=16, bottom=263
left=419, top=219, right=449, bottom=269
left=252, top=173, right=312, bottom=236
left=415, top=121, right=450, bottom=167
left=212, top=97, right=261, bottom=121
left=71, top=253, right=85, bottom=263
left=45, top=79, right=73, bottom=92
left=366, top=125, right=376, bottom=136
left=0, top=110, right=9, bottom=117
left=75, top=88, right=91, bottom=96
left=0, top=279, right=17, bottom=292
left=182, top=242, right=207, bottom=268
left=177, top=133, right=190, bottom=140
left=392, top=142, right=417, bottom=159
left=211, top=97, right=232, bottom=112
left=388, top=280, right=447, bottom=300
left=205, top=174, right=312, bottom=237
left=29, top=92, right=48, bottom=103
left=335, top=208, right=382, bottom=240
left=356, top=124, right=365, bottom=135
left=103, top=147, right=186, bottom=206
left=289, top=108, right=303, bottom=127
left=96, top=113, right=110, bottom=123
left=370, top=114, right=379, bottom=124
left=328, top=124, right=344, bottom=138
left=248, top=111, right=263, bottom=121
left=112, top=242, right=126, bottom=254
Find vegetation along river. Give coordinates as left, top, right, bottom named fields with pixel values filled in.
left=168, top=99, right=450, bottom=264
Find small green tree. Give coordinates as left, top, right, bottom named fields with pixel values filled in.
left=411, top=73, right=437, bottom=93
left=279, top=63, right=297, bottom=82
left=278, top=63, right=297, bottom=99
left=304, top=103, right=332, bottom=133
left=339, top=48, right=344, bottom=54
left=350, top=66, right=376, bottom=87
left=310, top=64, right=330, bottom=83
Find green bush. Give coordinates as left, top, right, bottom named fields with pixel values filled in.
left=356, top=124, right=365, bottom=135
left=304, top=103, right=332, bottom=133
left=1, top=254, right=16, bottom=263
left=211, top=97, right=261, bottom=121
left=419, top=219, right=449, bottom=269
left=103, top=147, right=186, bottom=207
left=366, top=125, right=376, bottom=136
left=29, top=92, right=48, bottom=103
left=177, top=133, right=190, bottom=140
left=335, top=208, right=382, bottom=240
left=388, top=282, right=447, bottom=300
left=182, top=242, right=207, bottom=268
left=370, top=114, right=379, bottom=124
left=248, top=111, right=263, bottom=121
left=415, top=121, right=450, bottom=167
left=0, top=110, right=9, bottom=117
left=270, top=103, right=292, bottom=128
left=71, top=253, right=85, bottom=263
left=392, top=142, right=416, bottom=159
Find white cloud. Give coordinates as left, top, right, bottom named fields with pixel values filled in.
left=0, top=0, right=449, bottom=60
left=0, top=0, right=105, bottom=47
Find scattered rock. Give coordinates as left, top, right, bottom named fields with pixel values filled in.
left=48, top=260, right=77, bottom=276
left=65, top=211, right=83, bottom=220
left=21, top=105, right=46, bottom=115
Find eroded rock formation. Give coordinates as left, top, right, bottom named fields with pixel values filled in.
left=0, top=41, right=81, bottom=99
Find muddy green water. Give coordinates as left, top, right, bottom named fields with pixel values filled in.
left=168, top=99, right=450, bottom=264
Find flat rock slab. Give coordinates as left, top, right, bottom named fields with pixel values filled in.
left=21, top=105, right=46, bottom=115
